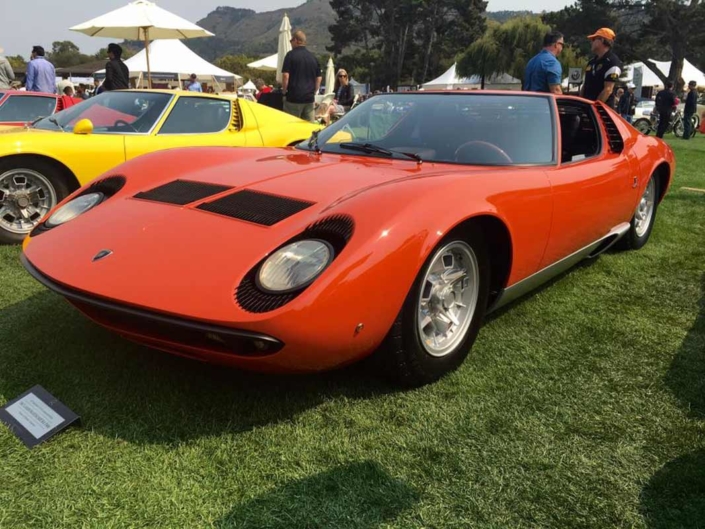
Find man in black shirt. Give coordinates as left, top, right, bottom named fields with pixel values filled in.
left=683, top=80, right=698, bottom=140
left=103, top=43, right=129, bottom=91
left=580, top=28, right=622, bottom=107
left=655, top=82, right=676, bottom=138
left=281, top=31, right=321, bottom=122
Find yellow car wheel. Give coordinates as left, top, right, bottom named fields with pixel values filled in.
left=0, top=159, right=70, bottom=245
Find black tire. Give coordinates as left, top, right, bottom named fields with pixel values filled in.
left=373, top=226, right=490, bottom=387
left=674, top=119, right=685, bottom=138
left=634, top=119, right=651, bottom=135
left=617, top=173, right=659, bottom=251
left=0, top=158, right=70, bottom=245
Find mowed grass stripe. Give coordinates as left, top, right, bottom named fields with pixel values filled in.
left=0, top=137, right=703, bottom=528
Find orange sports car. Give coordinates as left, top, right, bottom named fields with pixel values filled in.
left=22, top=92, right=675, bottom=387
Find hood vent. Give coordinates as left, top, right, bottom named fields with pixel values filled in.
left=231, top=100, right=243, bottom=131
left=134, top=180, right=233, bottom=205
left=197, top=190, right=315, bottom=226
left=596, top=104, right=624, bottom=153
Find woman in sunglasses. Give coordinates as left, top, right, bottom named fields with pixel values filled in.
left=322, top=69, right=355, bottom=125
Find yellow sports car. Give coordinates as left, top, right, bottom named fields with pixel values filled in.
left=0, top=90, right=321, bottom=243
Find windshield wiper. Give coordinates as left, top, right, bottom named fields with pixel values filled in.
left=308, top=129, right=321, bottom=154
left=339, top=142, right=422, bottom=164
left=48, top=117, right=64, bottom=132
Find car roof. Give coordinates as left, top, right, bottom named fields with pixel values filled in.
left=0, top=91, right=57, bottom=98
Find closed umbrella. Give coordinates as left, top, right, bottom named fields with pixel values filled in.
left=276, top=14, right=292, bottom=84
left=325, top=57, right=335, bottom=95
left=70, top=0, right=214, bottom=89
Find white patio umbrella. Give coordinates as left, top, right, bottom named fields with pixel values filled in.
left=247, top=53, right=278, bottom=71
left=70, top=0, right=214, bottom=89
left=325, top=57, right=335, bottom=95
left=276, top=14, right=292, bottom=84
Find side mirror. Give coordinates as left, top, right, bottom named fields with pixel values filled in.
left=73, top=119, right=94, bottom=135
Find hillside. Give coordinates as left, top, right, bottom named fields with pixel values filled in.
left=186, top=2, right=532, bottom=61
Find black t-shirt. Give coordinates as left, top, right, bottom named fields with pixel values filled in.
left=583, top=50, right=622, bottom=106
left=655, top=89, right=676, bottom=113
left=685, top=90, right=698, bottom=114
left=282, top=47, right=321, bottom=104
left=104, top=59, right=129, bottom=90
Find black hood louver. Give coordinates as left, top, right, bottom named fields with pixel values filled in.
left=134, top=180, right=233, bottom=205
left=236, top=215, right=355, bottom=313
left=596, top=105, right=624, bottom=153
left=197, top=190, right=315, bottom=226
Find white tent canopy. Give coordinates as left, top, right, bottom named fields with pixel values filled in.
left=247, top=53, right=278, bottom=71
left=242, top=80, right=257, bottom=91
left=622, top=59, right=705, bottom=87
left=423, top=63, right=520, bottom=89
left=95, top=39, right=241, bottom=84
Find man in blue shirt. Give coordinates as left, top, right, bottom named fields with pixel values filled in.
left=26, top=46, right=56, bottom=94
left=524, top=31, right=564, bottom=94
left=187, top=74, right=202, bottom=92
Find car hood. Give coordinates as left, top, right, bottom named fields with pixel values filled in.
left=25, top=146, right=484, bottom=321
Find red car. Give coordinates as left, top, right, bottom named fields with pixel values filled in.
left=0, top=91, right=59, bottom=126
left=22, top=91, right=675, bottom=386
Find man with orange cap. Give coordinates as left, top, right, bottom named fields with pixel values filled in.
left=580, top=28, right=622, bottom=107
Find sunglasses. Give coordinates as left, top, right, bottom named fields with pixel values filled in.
left=338, top=74, right=347, bottom=78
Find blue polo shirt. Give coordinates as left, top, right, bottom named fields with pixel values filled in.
left=524, top=49, right=562, bottom=93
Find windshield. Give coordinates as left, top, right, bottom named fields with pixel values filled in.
left=33, top=91, right=173, bottom=134
left=299, top=93, right=555, bottom=165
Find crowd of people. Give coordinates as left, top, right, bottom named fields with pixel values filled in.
left=0, top=27, right=700, bottom=134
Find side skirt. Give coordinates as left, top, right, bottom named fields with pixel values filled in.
left=488, top=222, right=630, bottom=313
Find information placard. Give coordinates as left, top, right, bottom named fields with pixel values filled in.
left=0, top=385, right=80, bottom=448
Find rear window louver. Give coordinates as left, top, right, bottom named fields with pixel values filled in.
left=231, top=100, right=243, bottom=131
left=596, top=105, right=624, bottom=153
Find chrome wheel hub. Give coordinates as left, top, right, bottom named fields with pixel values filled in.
left=0, top=169, right=56, bottom=234
left=634, top=177, right=655, bottom=238
left=417, top=241, right=480, bottom=357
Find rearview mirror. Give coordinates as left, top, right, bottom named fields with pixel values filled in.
left=73, top=119, right=93, bottom=135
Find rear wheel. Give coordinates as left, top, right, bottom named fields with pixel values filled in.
left=674, top=118, right=685, bottom=138
left=618, top=173, right=659, bottom=251
left=634, top=119, right=651, bottom=134
left=375, top=228, right=490, bottom=387
left=0, top=159, right=69, bottom=244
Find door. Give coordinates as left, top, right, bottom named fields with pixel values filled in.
left=541, top=100, right=635, bottom=267
left=124, top=96, right=247, bottom=161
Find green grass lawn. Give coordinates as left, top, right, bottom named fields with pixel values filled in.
left=1, top=137, right=704, bottom=528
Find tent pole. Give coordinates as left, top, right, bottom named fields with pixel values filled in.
left=144, top=27, right=152, bottom=89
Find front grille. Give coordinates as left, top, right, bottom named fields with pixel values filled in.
left=134, top=180, right=233, bottom=205
left=197, top=190, right=315, bottom=226
left=235, top=215, right=355, bottom=313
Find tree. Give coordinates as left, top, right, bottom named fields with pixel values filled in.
left=47, top=40, right=94, bottom=68
left=457, top=16, right=586, bottom=86
left=543, top=0, right=705, bottom=92
left=6, top=55, right=26, bottom=71
left=328, top=0, right=487, bottom=89
left=214, top=55, right=276, bottom=86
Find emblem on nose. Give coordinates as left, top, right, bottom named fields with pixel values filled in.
left=92, top=249, right=113, bottom=262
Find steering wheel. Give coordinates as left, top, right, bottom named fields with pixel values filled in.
left=454, top=141, right=513, bottom=165
left=114, top=119, right=137, bottom=132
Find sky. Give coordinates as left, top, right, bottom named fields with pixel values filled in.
left=2, top=0, right=574, bottom=58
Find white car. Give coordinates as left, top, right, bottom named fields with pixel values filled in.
left=634, top=100, right=655, bottom=120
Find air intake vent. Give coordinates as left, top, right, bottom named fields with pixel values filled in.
left=197, top=190, right=315, bottom=226
left=235, top=215, right=355, bottom=313
left=87, top=175, right=126, bottom=196
left=231, top=101, right=243, bottom=131
left=134, top=180, right=233, bottom=205
left=596, top=105, right=624, bottom=153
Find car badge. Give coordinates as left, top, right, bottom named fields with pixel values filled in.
left=92, top=249, right=113, bottom=262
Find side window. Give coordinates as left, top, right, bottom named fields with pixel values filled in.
left=556, top=100, right=601, bottom=164
left=158, top=97, right=231, bottom=134
left=0, top=96, right=56, bottom=122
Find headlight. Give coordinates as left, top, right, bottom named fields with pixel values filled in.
left=45, top=192, right=104, bottom=228
left=257, top=240, right=332, bottom=293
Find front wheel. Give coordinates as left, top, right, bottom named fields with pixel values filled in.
left=374, top=228, right=490, bottom=387
left=0, top=160, right=69, bottom=244
left=673, top=119, right=685, bottom=138
left=618, top=173, right=659, bottom=251
left=634, top=119, right=651, bottom=135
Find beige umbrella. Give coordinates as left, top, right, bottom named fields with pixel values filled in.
left=276, top=14, right=292, bottom=85
left=70, top=0, right=214, bottom=89
left=325, top=57, right=336, bottom=95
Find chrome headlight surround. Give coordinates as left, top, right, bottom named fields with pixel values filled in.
left=256, top=239, right=333, bottom=294
left=45, top=192, right=104, bottom=228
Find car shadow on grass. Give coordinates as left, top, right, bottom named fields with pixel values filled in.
left=640, top=274, right=705, bottom=528
left=0, top=290, right=399, bottom=446
left=215, top=461, right=418, bottom=529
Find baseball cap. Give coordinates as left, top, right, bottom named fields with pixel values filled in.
left=588, top=28, right=616, bottom=41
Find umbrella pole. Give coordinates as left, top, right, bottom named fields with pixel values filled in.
left=144, top=27, right=152, bottom=89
